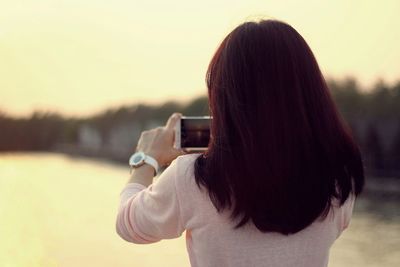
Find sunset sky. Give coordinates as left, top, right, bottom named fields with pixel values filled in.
left=1, top=0, right=399, bottom=118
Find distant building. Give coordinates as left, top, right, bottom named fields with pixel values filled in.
left=78, top=124, right=102, bottom=151
left=143, top=120, right=162, bottom=130
left=76, top=120, right=165, bottom=162
left=107, top=123, right=141, bottom=157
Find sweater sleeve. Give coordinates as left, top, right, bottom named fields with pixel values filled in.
left=115, top=158, right=184, bottom=244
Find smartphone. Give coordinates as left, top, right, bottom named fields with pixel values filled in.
left=174, top=116, right=211, bottom=152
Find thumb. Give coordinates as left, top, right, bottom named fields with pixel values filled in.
left=166, top=113, right=182, bottom=131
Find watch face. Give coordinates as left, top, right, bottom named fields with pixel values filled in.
left=129, top=152, right=145, bottom=167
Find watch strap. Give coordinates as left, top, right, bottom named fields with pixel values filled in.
left=144, top=154, right=159, bottom=175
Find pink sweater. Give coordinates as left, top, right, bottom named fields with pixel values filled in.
left=116, top=153, right=355, bottom=267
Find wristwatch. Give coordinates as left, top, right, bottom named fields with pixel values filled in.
left=128, top=151, right=159, bottom=176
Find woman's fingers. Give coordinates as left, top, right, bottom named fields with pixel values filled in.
left=166, top=113, right=182, bottom=131
left=134, top=113, right=185, bottom=167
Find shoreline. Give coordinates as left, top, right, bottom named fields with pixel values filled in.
left=1, top=149, right=399, bottom=220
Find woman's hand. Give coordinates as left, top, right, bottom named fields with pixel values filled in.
left=135, top=113, right=185, bottom=167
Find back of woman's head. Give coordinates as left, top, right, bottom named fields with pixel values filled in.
left=194, top=19, right=365, bottom=235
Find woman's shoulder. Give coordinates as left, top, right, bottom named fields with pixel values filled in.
left=170, top=153, right=211, bottom=223
left=174, top=153, right=202, bottom=173
left=324, top=192, right=356, bottom=237
left=176, top=152, right=203, bottom=162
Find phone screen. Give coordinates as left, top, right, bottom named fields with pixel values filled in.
left=181, top=118, right=211, bottom=148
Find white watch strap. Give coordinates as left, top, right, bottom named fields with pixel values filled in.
left=144, top=155, right=159, bottom=174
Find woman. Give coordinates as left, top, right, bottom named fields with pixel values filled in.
left=116, top=19, right=364, bottom=267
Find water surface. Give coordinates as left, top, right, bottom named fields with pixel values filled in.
left=0, top=152, right=398, bottom=266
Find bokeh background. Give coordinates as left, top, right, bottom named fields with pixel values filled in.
left=0, top=0, right=399, bottom=266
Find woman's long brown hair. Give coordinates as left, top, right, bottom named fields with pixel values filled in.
left=194, top=20, right=365, bottom=235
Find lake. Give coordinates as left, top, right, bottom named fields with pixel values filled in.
left=0, top=152, right=399, bottom=267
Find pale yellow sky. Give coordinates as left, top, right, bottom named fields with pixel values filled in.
left=1, top=0, right=399, bottom=117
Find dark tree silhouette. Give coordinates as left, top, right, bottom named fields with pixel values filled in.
left=391, top=120, right=400, bottom=171
left=364, top=123, right=385, bottom=174
left=0, top=78, right=400, bottom=177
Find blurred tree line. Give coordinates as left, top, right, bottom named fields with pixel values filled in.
left=0, top=77, right=399, bottom=177
left=328, top=78, right=400, bottom=177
